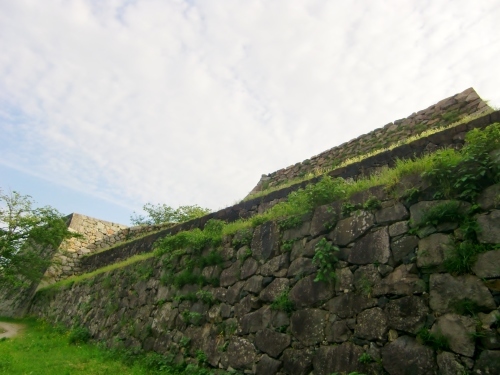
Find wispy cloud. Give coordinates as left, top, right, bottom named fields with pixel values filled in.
left=1, top=0, right=499, bottom=219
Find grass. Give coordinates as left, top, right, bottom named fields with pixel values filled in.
left=0, top=317, right=224, bottom=375
left=39, top=252, right=155, bottom=291
left=39, top=121, right=500, bottom=292
left=244, top=107, right=495, bottom=201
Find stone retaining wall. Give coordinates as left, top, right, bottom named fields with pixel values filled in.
left=29, top=177, right=500, bottom=374
left=42, top=213, right=171, bottom=285
left=248, top=87, right=490, bottom=196
left=77, top=109, right=500, bottom=274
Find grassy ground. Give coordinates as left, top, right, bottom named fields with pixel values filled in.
left=0, top=317, right=215, bottom=375
left=0, top=317, right=146, bottom=375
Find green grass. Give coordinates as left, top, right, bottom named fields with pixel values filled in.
left=244, top=107, right=495, bottom=201
left=39, top=252, right=156, bottom=291
left=0, top=317, right=223, bottom=375
left=39, top=122, right=500, bottom=292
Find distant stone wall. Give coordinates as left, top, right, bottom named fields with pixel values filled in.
left=77, top=110, right=500, bottom=274
left=29, top=177, right=500, bottom=374
left=42, top=214, right=170, bottom=285
left=249, top=87, right=490, bottom=195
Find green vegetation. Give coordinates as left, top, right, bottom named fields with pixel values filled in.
left=417, top=328, right=450, bottom=351
left=0, top=317, right=221, bottom=375
left=451, top=298, right=484, bottom=316
left=312, top=238, right=339, bottom=282
left=39, top=122, right=500, bottom=294
left=130, top=203, right=211, bottom=226
left=358, top=352, right=374, bottom=364
left=245, top=108, right=494, bottom=201
left=270, top=289, right=294, bottom=315
left=0, top=190, right=80, bottom=288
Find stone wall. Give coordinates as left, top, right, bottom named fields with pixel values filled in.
left=42, top=213, right=171, bottom=285
left=248, top=87, right=490, bottom=196
left=76, top=109, right=500, bottom=274
left=29, top=177, right=500, bottom=374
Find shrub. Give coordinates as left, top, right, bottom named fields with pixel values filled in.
left=68, top=325, right=91, bottom=345
left=270, top=289, right=294, bottom=315
left=312, top=238, right=339, bottom=282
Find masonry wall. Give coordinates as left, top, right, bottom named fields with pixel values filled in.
left=248, top=87, right=490, bottom=196
left=42, top=213, right=172, bottom=285
left=29, top=176, right=500, bottom=375
left=77, top=109, right=500, bottom=275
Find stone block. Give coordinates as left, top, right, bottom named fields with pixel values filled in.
left=289, top=274, right=333, bottom=308
left=375, top=202, right=409, bottom=225
left=477, top=210, right=500, bottom=243
left=429, top=273, right=496, bottom=314
left=290, top=308, right=327, bottom=346
left=381, top=336, right=437, bottom=375
left=385, top=295, right=429, bottom=334
left=255, top=329, right=291, bottom=358
left=251, top=221, right=280, bottom=261
left=328, top=210, right=374, bottom=246
left=348, top=227, right=390, bottom=265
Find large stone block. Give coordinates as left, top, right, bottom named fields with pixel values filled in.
left=256, top=354, right=281, bottom=375
left=477, top=210, right=500, bottom=243
left=281, top=348, right=313, bottom=375
left=348, top=227, right=390, bottom=265
left=288, top=274, right=333, bottom=308
left=431, top=313, right=476, bottom=357
left=429, top=273, right=496, bottom=314
left=255, top=328, right=291, bottom=358
left=251, top=221, right=280, bottom=261
left=240, top=306, right=272, bottom=334
left=328, top=210, right=374, bottom=246
left=325, top=293, right=377, bottom=319
left=226, top=337, right=256, bottom=370
left=391, top=235, right=418, bottom=265
left=472, top=249, right=500, bottom=278
left=381, top=336, right=437, bottom=375
left=259, top=278, right=289, bottom=302
left=374, top=264, right=425, bottom=296
left=385, top=295, right=429, bottom=334
left=416, top=233, right=453, bottom=269
left=477, top=183, right=500, bottom=211
left=312, top=343, right=366, bottom=375
left=354, top=307, right=388, bottom=341
left=310, top=201, right=342, bottom=237
left=290, top=308, right=327, bottom=346
left=473, top=350, right=500, bottom=374
left=375, top=202, right=409, bottom=225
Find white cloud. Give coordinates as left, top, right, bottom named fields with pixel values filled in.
left=1, top=0, right=499, bottom=220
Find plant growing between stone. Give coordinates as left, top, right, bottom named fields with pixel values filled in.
left=312, top=238, right=339, bottom=282
left=417, top=328, right=450, bottom=351
left=270, top=289, right=294, bottom=315
left=358, top=352, right=373, bottom=364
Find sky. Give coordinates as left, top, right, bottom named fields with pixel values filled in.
left=1, top=0, right=500, bottom=226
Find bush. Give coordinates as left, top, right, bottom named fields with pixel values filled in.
left=68, top=325, right=91, bottom=345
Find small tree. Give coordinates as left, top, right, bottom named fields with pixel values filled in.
left=0, top=190, right=78, bottom=288
left=130, top=203, right=211, bottom=226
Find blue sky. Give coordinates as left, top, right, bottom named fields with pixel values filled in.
left=1, top=0, right=500, bottom=225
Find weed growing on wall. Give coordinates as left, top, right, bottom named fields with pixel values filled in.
left=417, top=328, right=450, bottom=351
left=312, top=238, right=339, bottom=282
left=270, top=289, right=294, bottom=315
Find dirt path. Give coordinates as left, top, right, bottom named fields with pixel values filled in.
left=0, top=322, right=24, bottom=339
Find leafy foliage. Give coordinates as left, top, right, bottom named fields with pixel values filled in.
left=130, top=203, right=210, bottom=226
left=423, top=123, right=500, bottom=201
left=270, top=289, right=295, bottom=315
left=0, top=190, right=79, bottom=287
left=312, top=238, right=339, bottom=282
